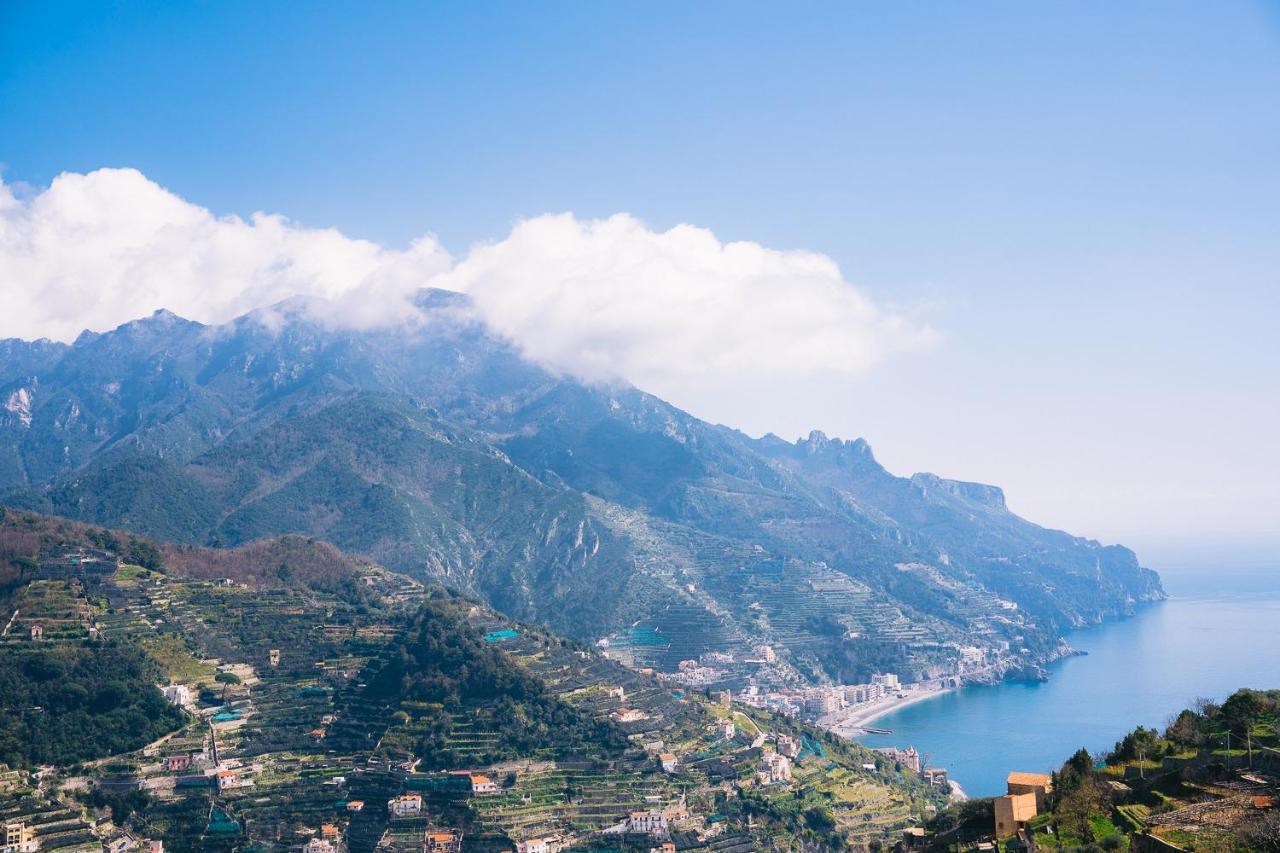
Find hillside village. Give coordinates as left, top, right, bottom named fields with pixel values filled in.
left=0, top=511, right=951, bottom=852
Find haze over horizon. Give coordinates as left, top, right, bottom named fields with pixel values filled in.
left=2, top=2, right=1277, bottom=561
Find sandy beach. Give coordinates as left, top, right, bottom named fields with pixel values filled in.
left=817, top=683, right=969, bottom=801
left=817, top=682, right=954, bottom=738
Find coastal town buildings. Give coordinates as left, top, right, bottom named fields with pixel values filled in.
left=872, top=673, right=901, bottom=691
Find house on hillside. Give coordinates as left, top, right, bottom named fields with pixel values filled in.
left=611, top=708, right=647, bottom=723
left=659, top=753, right=678, bottom=773
left=625, top=811, right=668, bottom=837
left=28, top=625, right=42, bottom=641
left=756, top=752, right=793, bottom=785
left=1006, top=771, right=1052, bottom=810
left=994, top=792, right=1037, bottom=839
left=387, top=794, right=423, bottom=817
left=424, top=829, right=462, bottom=852
left=470, top=774, right=498, bottom=795
left=995, top=771, right=1053, bottom=839
left=214, top=768, right=247, bottom=792
left=3, top=822, right=38, bottom=853
left=513, top=838, right=551, bottom=853
left=775, top=734, right=801, bottom=758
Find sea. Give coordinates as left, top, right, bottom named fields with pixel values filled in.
left=857, top=562, right=1280, bottom=797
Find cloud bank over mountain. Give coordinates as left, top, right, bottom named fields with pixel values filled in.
left=0, top=167, right=932, bottom=391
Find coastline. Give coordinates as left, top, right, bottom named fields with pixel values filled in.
left=816, top=683, right=969, bottom=802
left=817, top=682, right=955, bottom=738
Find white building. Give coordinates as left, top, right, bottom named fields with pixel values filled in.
left=162, top=684, right=191, bottom=706
left=470, top=774, right=499, bottom=795
left=871, top=672, right=901, bottom=691
left=844, top=683, right=884, bottom=705
left=626, top=811, right=669, bottom=837
left=514, top=839, right=551, bottom=853
left=804, top=690, right=842, bottom=716
left=387, top=794, right=423, bottom=817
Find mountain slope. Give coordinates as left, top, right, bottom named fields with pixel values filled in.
left=0, top=509, right=947, bottom=852
left=0, top=292, right=1163, bottom=683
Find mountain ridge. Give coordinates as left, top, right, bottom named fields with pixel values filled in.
left=0, top=290, right=1163, bottom=686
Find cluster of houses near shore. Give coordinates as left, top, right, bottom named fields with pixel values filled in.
left=738, top=672, right=904, bottom=719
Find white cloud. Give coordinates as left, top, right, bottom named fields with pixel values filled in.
left=0, top=168, right=933, bottom=397
left=440, top=213, right=934, bottom=388
left=0, top=168, right=450, bottom=342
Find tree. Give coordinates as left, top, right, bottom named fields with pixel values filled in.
left=1055, top=777, right=1107, bottom=843
left=1221, top=689, right=1263, bottom=735
left=1111, top=726, right=1163, bottom=763
left=1164, top=708, right=1209, bottom=749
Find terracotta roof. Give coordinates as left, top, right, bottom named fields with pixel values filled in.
left=1007, top=771, right=1051, bottom=787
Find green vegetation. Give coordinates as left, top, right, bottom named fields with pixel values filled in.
left=0, top=509, right=946, bottom=852
left=138, top=634, right=217, bottom=683
left=367, top=595, right=630, bottom=767
left=0, top=641, right=186, bottom=767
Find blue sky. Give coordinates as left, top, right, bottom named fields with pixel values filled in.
left=2, top=1, right=1278, bottom=563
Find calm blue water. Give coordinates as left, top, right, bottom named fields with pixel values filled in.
left=858, top=566, right=1280, bottom=796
